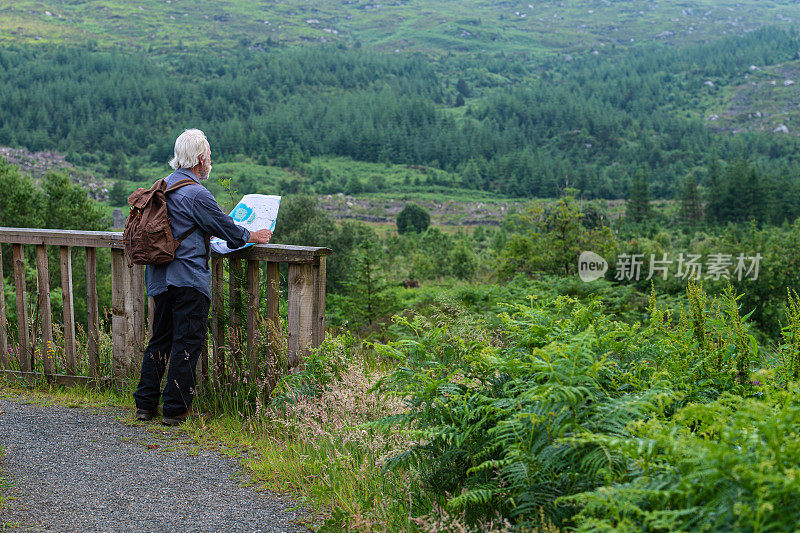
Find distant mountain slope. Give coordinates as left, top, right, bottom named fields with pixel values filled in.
left=704, top=59, right=800, bottom=136
left=2, top=0, right=800, bottom=56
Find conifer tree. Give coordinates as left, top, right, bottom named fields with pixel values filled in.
left=679, top=174, right=703, bottom=225
left=705, top=152, right=726, bottom=223
left=626, top=168, right=650, bottom=222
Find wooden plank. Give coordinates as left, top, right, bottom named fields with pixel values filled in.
left=312, top=256, right=327, bottom=348
left=0, top=369, right=111, bottom=388
left=110, top=248, right=129, bottom=382
left=221, top=244, right=332, bottom=264
left=36, top=244, right=55, bottom=378
left=199, top=328, right=208, bottom=390
left=60, top=246, right=77, bottom=375
left=85, top=247, right=100, bottom=378
left=0, top=228, right=122, bottom=248
left=287, top=263, right=314, bottom=367
left=229, top=258, right=242, bottom=332
left=246, top=260, right=260, bottom=378
left=130, top=264, right=146, bottom=356
left=122, top=260, right=139, bottom=381
left=211, top=256, right=225, bottom=386
left=264, top=261, right=280, bottom=392
left=147, top=297, right=155, bottom=336
left=228, top=258, right=243, bottom=378
left=0, top=245, right=8, bottom=369
left=12, top=244, right=30, bottom=372
left=0, top=228, right=330, bottom=262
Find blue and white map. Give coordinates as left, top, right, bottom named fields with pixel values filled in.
left=210, top=194, right=281, bottom=254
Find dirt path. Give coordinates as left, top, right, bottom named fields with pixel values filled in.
left=0, top=396, right=306, bottom=532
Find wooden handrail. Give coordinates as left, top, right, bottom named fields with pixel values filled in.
left=0, top=227, right=330, bottom=389
left=0, top=228, right=332, bottom=263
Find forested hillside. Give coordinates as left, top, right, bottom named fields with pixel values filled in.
left=3, top=26, right=800, bottom=207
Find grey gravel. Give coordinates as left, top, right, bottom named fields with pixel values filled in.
left=0, top=396, right=308, bottom=532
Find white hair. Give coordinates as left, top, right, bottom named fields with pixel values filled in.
left=169, top=129, right=208, bottom=170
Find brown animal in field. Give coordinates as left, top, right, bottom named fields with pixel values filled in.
left=403, top=279, right=420, bottom=288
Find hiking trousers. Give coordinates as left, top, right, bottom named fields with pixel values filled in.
left=133, top=285, right=210, bottom=417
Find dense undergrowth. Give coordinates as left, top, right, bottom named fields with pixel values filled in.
left=4, top=275, right=800, bottom=531
left=243, top=280, right=800, bottom=531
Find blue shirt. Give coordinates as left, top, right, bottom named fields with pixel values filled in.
left=145, top=168, right=251, bottom=301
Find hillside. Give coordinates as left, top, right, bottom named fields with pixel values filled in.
left=705, top=59, right=800, bottom=136
left=2, top=2, right=800, bottom=208
left=3, top=0, right=800, bottom=56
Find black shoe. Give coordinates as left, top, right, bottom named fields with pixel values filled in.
left=161, top=411, right=201, bottom=426
left=136, top=408, right=159, bottom=421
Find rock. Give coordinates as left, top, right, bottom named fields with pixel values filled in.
left=704, top=80, right=715, bottom=87
left=750, top=65, right=760, bottom=71
left=707, top=114, right=719, bottom=121
left=785, top=80, right=795, bottom=86
left=774, top=124, right=789, bottom=133
left=112, top=209, right=126, bottom=229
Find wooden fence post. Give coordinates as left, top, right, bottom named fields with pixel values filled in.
left=85, top=247, right=100, bottom=378
left=287, top=263, right=314, bottom=367
left=12, top=244, right=31, bottom=372
left=228, top=258, right=244, bottom=377
left=130, top=264, right=146, bottom=366
left=211, top=256, right=225, bottom=387
left=35, top=245, right=55, bottom=378
left=246, top=260, right=260, bottom=378
left=312, top=256, right=326, bottom=348
left=264, top=261, right=279, bottom=392
left=147, top=297, right=155, bottom=335
left=60, top=246, right=77, bottom=375
left=110, top=249, right=133, bottom=382
left=0, top=245, right=8, bottom=369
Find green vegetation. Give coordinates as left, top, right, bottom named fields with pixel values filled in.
left=7, top=0, right=800, bottom=530
left=4, top=27, right=800, bottom=208
left=395, top=203, right=430, bottom=234
left=4, top=0, right=800, bottom=57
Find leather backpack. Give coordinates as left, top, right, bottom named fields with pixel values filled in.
left=123, top=178, right=207, bottom=267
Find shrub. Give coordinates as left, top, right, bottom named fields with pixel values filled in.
left=396, top=203, right=430, bottom=234
left=375, top=282, right=762, bottom=529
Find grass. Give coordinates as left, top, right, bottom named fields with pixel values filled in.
left=3, top=0, right=800, bottom=57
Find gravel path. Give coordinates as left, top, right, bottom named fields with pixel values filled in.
left=0, top=396, right=307, bottom=532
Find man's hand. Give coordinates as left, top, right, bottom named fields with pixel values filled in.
left=248, top=229, right=272, bottom=244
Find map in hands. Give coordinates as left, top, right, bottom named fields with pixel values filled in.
left=210, top=194, right=281, bottom=254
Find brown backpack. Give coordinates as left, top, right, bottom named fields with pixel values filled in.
left=123, top=178, right=207, bottom=267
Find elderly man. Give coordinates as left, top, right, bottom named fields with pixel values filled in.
left=133, top=129, right=272, bottom=425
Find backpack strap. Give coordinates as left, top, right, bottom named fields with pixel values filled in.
left=161, top=177, right=211, bottom=262
left=164, top=178, right=198, bottom=193
left=177, top=225, right=199, bottom=243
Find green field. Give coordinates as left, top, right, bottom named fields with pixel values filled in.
left=3, top=0, right=800, bottom=56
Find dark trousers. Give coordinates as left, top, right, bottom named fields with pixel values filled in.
left=133, top=286, right=210, bottom=417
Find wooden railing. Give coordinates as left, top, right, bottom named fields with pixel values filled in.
left=0, top=227, right=331, bottom=387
